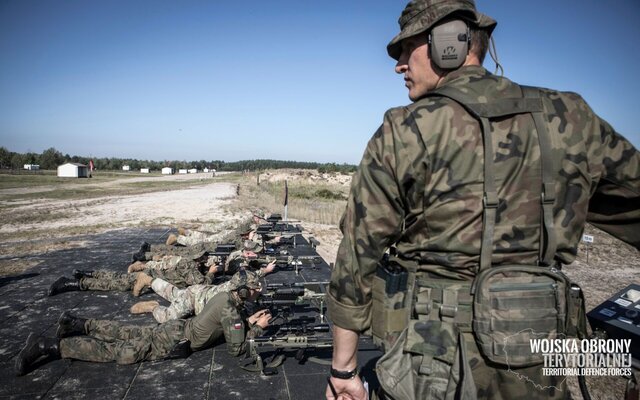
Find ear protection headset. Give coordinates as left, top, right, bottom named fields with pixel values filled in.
left=236, top=269, right=250, bottom=300
left=428, top=19, right=470, bottom=70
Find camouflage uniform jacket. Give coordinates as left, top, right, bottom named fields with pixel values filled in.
left=327, top=65, right=640, bottom=332
left=145, top=256, right=216, bottom=287
left=192, top=268, right=267, bottom=315
left=184, top=291, right=264, bottom=354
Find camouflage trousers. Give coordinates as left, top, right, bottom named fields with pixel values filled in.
left=176, top=227, right=238, bottom=247
left=145, top=265, right=205, bottom=288
left=80, top=270, right=138, bottom=292
left=146, top=243, right=215, bottom=260
left=59, top=318, right=186, bottom=364
left=80, top=266, right=205, bottom=293
left=177, top=231, right=216, bottom=247
left=150, top=278, right=230, bottom=323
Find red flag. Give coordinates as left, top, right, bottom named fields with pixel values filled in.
left=284, top=180, right=288, bottom=206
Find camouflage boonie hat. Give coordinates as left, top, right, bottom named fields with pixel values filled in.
left=243, top=240, right=263, bottom=253
left=229, top=269, right=261, bottom=290
left=387, top=0, right=497, bottom=60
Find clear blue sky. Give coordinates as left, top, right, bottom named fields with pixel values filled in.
left=1, top=0, right=638, bottom=164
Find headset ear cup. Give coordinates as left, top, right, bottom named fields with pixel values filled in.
left=429, top=19, right=469, bottom=69
left=236, top=269, right=250, bottom=300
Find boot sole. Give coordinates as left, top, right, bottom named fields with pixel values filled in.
left=15, top=333, right=36, bottom=376
left=56, top=311, right=69, bottom=338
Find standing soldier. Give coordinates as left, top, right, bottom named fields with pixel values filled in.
left=326, top=1, right=639, bottom=399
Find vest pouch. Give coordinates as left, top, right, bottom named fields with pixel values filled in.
left=377, top=321, right=468, bottom=400
left=371, top=262, right=412, bottom=350
left=376, top=327, right=416, bottom=400
left=472, top=265, right=570, bottom=367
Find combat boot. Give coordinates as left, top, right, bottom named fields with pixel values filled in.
left=48, top=277, right=81, bottom=296
left=14, top=334, right=60, bottom=376
left=56, top=311, right=87, bottom=338
left=131, top=241, right=150, bottom=262
left=130, top=300, right=159, bottom=314
left=127, top=261, right=146, bottom=274
left=132, top=272, right=153, bottom=297
left=72, top=269, right=94, bottom=279
left=166, top=234, right=178, bottom=246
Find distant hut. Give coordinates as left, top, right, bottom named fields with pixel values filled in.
left=178, top=169, right=188, bottom=174
left=57, top=163, right=89, bottom=178
left=122, top=165, right=130, bottom=171
left=140, top=168, right=150, bottom=174
left=23, top=164, right=40, bottom=170
left=188, top=168, right=198, bottom=174
left=161, top=167, right=173, bottom=175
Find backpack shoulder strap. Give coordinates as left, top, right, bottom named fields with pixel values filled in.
left=426, top=85, right=556, bottom=270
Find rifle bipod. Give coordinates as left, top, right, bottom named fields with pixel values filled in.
left=239, top=348, right=286, bottom=375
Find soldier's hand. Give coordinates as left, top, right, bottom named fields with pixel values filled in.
left=263, top=261, right=276, bottom=274
left=325, top=375, right=367, bottom=400
left=248, top=309, right=271, bottom=327
left=252, top=310, right=271, bottom=328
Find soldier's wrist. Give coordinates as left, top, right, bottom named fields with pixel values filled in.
left=329, top=366, right=358, bottom=380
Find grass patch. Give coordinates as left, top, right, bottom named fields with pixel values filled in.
left=0, top=170, right=142, bottom=189
left=229, top=174, right=348, bottom=225
left=0, top=177, right=214, bottom=202
left=2, top=208, right=73, bottom=225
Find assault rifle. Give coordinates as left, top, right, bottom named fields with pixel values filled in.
left=246, top=254, right=324, bottom=275
left=208, top=244, right=237, bottom=277
left=264, top=281, right=330, bottom=290
left=257, top=286, right=327, bottom=322
left=239, top=328, right=333, bottom=375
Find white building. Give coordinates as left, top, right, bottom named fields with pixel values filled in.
left=140, top=168, right=150, bottom=174
left=23, top=164, right=40, bottom=170
left=178, top=169, right=188, bottom=174
left=188, top=168, right=198, bottom=174
left=57, top=163, right=89, bottom=178
left=203, top=168, right=209, bottom=173
left=161, top=167, right=173, bottom=175
left=122, top=165, right=130, bottom=171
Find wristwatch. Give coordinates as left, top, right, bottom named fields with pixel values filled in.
left=330, top=367, right=358, bottom=379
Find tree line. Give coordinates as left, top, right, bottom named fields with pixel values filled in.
left=0, top=147, right=357, bottom=174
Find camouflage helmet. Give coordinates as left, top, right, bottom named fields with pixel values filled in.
left=387, top=0, right=497, bottom=60
left=229, top=269, right=261, bottom=291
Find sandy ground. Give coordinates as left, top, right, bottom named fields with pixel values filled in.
left=0, top=181, right=241, bottom=233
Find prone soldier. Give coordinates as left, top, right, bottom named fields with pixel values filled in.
left=130, top=263, right=276, bottom=322
left=48, top=251, right=219, bottom=297
left=16, top=268, right=271, bottom=376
